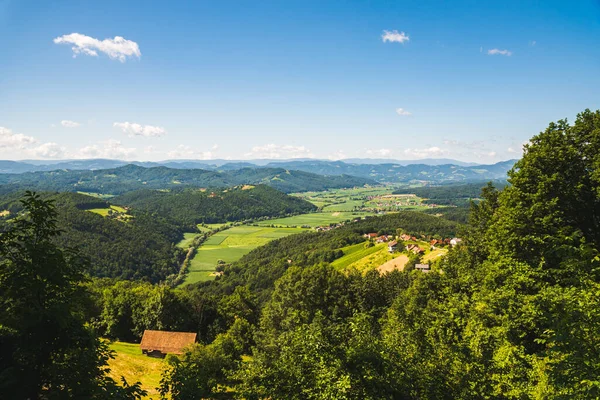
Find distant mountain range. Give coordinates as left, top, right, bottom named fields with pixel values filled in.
left=0, top=157, right=486, bottom=174
left=0, top=159, right=516, bottom=195
left=0, top=165, right=375, bottom=195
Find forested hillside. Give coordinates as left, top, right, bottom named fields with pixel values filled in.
left=75, top=109, right=600, bottom=399
left=114, top=185, right=317, bottom=231
left=3, top=111, right=599, bottom=398
left=0, top=192, right=185, bottom=282
left=0, top=164, right=374, bottom=195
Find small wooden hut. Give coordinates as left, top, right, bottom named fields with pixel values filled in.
left=140, top=330, right=197, bottom=358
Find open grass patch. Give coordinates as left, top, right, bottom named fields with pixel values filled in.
left=181, top=226, right=308, bottom=286
left=107, top=341, right=165, bottom=398
left=204, top=235, right=228, bottom=245
left=331, top=243, right=384, bottom=270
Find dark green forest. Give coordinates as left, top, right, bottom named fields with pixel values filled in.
left=114, top=185, right=317, bottom=231
left=1, top=110, right=600, bottom=398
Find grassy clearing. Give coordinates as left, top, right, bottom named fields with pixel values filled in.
left=257, top=212, right=373, bottom=228
left=87, top=205, right=132, bottom=220
left=346, top=245, right=395, bottom=272
left=181, top=226, right=308, bottom=286
left=107, top=341, right=165, bottom=398
left=423, top=248, right=448, bottom=263
left=77, top=191, right=114, bottom=199
left=331, top=243, right=386, bottom=270
left=176, top=232, right=198, bottom=249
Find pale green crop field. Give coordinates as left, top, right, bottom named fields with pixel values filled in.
left=331, top=243, right=388, bottom=270
left=181, top=226, right=308, bottom=286
left=87, top=205, right=131, bottom=219
left=257, top=212, right=375, bottom=227
left=176, top=232, right=198, bottom=249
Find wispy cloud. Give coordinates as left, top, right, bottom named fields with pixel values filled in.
left=77, top=139, right=136, bottom=159
left=327, top=150, right=347, bottom=161
left=487, top=48, right=512, bottom=56
left=404, top=146, right=449, bottom=158
left=61, top=120, right=81, bottom=128
left=113, top=122, right=166, bottom=137
left=167, top=145, right=215, bottom=160
left=366, top=148, right=392, bottom=157
left=529, top=40, right=536, bottom=46
left=53, top=33, right=141, bottom=62
left=396, top=108, right=412, bottom=116
left=245, top=144, right=313, bottom=159
left=382, top=30, right=410, bottom=44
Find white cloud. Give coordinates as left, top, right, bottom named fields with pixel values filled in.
left=0, top=127, right=37, bottom=149
left=61, top=120, right=81, bottom=128
left=487, top=151, right=497, bottom=157
left=113, top=122, right=166, bottom=137
left=366, top=148, right=392, bottom=157
left=530, top=40, right=536, bottom=46
left=53, top=33, right=141, bottom=62
left=245, top=144, right=313, bottom=159
left=327, top=150, right=347, bottom=161
left=28, top=142, right=67, bottom=159
left=77, top=139, right=137, bottom=159
left=396, top=108, right=412, bottom=116
left=487, top=48, right=512, bottom=56
left=507, top=147, right=516, bottom=153
left=404, top=146, right=449, bottom=158
left=382, top=30, right=410, bottom=44
left=167, top=145, right=214, bottom=160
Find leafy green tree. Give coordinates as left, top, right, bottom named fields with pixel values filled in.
left=0, top=192, right=144, bottom=399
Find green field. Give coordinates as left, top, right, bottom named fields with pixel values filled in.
left=331, top=243, right=389, bottom=271
left=181, top=226, right=308, bottom=286
left=107, top=341, right=165, bottom=398
left=176, top=232, right=198, bottom=249
left=290, top=187, right=436, bottom=214
left=77, top=191, right=114, bottom=199
left=87, top=205, right=132, bottom=220
left=257, top=211, right=375, bottom=227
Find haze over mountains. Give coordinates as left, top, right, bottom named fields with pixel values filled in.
left=0, top=157, right=491, bottom=173
left=0, top=159, right=516, bottom=192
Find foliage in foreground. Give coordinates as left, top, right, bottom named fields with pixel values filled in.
left=157, top=109, right=600, bottom=399
left=0, top=192, right=145, bottom=399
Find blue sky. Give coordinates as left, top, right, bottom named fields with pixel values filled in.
left=1, top=0, right=599, bottom=163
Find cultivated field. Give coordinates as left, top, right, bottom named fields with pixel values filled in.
left=87, top=205, right=133, bottom=221
left=256, top=211, right=373, bottom=227
left=290, top=186, right=436, bottom=214
left=331, top=240, right=448, bottom=273
left=107, top=341, right=165, bottom=398
left=181, top=226, right=308, bottom=285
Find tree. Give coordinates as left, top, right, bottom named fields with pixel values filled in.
left=0, top=192, right=144, bottom=399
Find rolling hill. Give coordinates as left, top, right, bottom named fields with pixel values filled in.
left=0, top=164, right=375, bottom=195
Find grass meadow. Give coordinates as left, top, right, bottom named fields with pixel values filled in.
left=107, top=341, right=165, bottom=398
left=181, top=226, right=308, bottom=286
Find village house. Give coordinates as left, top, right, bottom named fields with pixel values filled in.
left=415, top=263, right=431, bottom=272
left=450, top=238, right=463, bottom=247
left=399, top=234, right=412, bottom=241
left=140, top=330, right=197, bottom=358
left=376, top=235, right=390, bottom=243
left=388, top=240, right=398, bottom=253
left=364, top=233, right=378, bottom=239
left=406, top=244, right=424, bottom=254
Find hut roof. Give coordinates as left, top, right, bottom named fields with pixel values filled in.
left=140, top=330, right=197, bottom=355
